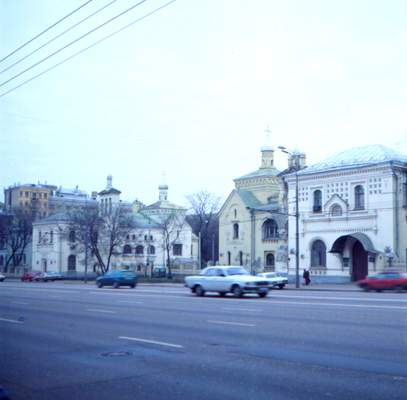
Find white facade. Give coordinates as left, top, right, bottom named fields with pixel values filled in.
left=31, top=179, right=198, bottom=276
left=285, top=145, right=407, bottom=282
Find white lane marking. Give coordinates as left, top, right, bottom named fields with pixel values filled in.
left=274, top=294, right=407, bottom=303
left=0, top=287, right=81, bottom=294
left=117, top=300, right=144, bottom=304
left=222, top=307, right=263, bottom=312
left=119, top=336, right=183, bottom=349
left=0, top=317, right=23, bottom=324
left=11, top=301, right=28, bottom=305
left=271, top=300, right=407, bottom=310
left=86, top=308, right=116, bottom=314
left=208, top=320, right=256, bottom=327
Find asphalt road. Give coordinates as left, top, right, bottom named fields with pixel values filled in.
left=1, top=281, right=406, bottom=400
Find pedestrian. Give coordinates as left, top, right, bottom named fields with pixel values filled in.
left=303, top=269, right=311, bottom=286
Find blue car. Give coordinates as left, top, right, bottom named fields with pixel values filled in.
left=96, top=270, right=138, bottom=289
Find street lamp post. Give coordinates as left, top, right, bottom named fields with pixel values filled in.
left=278, top=146, right=300, bottom=288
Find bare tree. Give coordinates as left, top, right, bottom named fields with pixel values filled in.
left=67, top=203, right=134, bottom=274
left=154, top=211, right=185, bottom=279
left=186, top=191, right=220, bottom=267
left=1, top=208, right=34, bottom=272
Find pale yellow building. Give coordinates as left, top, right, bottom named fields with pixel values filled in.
left=218, top=146, right=288, bottom=273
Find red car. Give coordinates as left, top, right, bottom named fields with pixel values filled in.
left=21, top=272, right=41, bottom=282
left=357, top=271, right=407, bottom=292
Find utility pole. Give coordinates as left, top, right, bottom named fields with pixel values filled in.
left=198, top=231, right=201, bottom=269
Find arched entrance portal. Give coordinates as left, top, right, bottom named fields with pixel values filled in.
left=351, top=241, right=368, bottom=281
left=330, top=233, right=377, bottom=282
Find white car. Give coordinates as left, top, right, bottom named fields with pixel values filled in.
left=185, top=266, right=272, bottom=298
left=0, top=273, right=5, bottom=282
left=257, top=272, right=288, bottom=289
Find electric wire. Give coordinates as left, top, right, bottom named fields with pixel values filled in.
left=0, top=0, right=177, bottom=99
left=0, top=0, right=119, bottom=75
left=0, top=0, right=94, bottom=64
left=0, top=0, right=176, bottom=99
left=0, top=0, right=149, bottom=89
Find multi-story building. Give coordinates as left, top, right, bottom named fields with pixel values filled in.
left=4, top=183, right=57, bottom=219
left=218, top=145, right=294, bottom=273
left=31, top=177, right=198, bottom=276
left=284, top=144, right=407, bottom=282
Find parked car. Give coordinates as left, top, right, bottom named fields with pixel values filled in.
left=21, top=271, right=41, bottom=282
left=257, top=272, right=288, bottom=289
left=34, top=272, right=63, bottom=282
left=0, top=273, right=5, bottom=282
left=96, top=270, right=138, bottom=288
left=152, top=266, right=166, bottom=278
left=185, top=266, right=272, bottom=298
left=357, top=271, right=407, bottom=292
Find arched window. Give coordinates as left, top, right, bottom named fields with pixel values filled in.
left=135, top=245, right=144, bottom=255
left=68, top=255, right=76, bottom=271
left=354, top=185, right=364, bottom=210
left=330, top=204, right=342, bottom=216
left=266, top=253, right=275, bottom=269
left=233, top=223, right=239, bottom=239
left=311, top=240, right=326, bottom=268
left=313, top=190, right=322, bottom=213
left=69, top=230, right=75, bottom=242
left=239, top=251, right=243, bottom=266
left=262, top=219, right=279, bottom=239
left=148, top=245, right=155, bottom=255
left=123, top=245, right=132, bottom=254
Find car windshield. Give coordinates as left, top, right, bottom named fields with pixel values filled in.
left=225, top=267, right=250, bottom=276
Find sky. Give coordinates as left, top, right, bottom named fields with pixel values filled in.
left=1, top=0, right=406, bottom=207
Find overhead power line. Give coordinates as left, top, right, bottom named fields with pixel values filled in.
left=0, top=0, right=94, bottom=64
left=0, top=0, right=119, bottom=75
left=0, top=0, right=149, bottom=89
left=0, top=0, right=177, bottom=99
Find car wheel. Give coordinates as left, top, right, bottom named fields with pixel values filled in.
left=130, top=284, right=135, bottom=289
left=113, top=281, right=120, bottom=289
left=218, top=292, right=226, bottom=297
left=195, top=285, right=205, bottom=297
left=375, top=289, right=382, bottom=292
left=278, top=284, right=285, bottom=290
left=395, top=285, right=404, bottom=293
left=96, top=281, right=103, bottom=288
left=232, top=285, right=243, bottom=298
left=258, top=291, right=268, bottom=298
left=361, top=284, right=370, bottom=292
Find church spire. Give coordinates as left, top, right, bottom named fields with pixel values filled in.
left=260, top=125, right=275, bottom=169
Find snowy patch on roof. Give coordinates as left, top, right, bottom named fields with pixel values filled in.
left=298, top=144, right=407, bottom=175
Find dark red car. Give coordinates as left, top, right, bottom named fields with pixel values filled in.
left=21, top=271, right=41, bottom=282
left=357, top=271, right=407, bottom=292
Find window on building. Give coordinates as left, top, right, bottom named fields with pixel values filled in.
left=313, top=190, right=322, bottom=213
left=354, top=185, right=365, bottom=210
left=50, top=230, right=53, bottom=244
left=330, top=204, right=343, bottom=216
left=132, top=234, right=136, bottom=240
left=239, top=251, right=243, bottom=266
left=311, top=240, right=326, bottom=268
left=123, top=245, right=132, bottom=254
left=262, top=219, right=279, bottom=239
left=148, top=245, right=155, bottom=255
left=69, top=230, right=76, bottom=243
left=266, top=253, right=275, bottom=269
left=233, top=223, right=239, bottom=239
left=68, top=255, right=76, bottom=271
left=44, top=193, right=48, bottom=199
left=234, top=209, right=237, bottom=219
left=136, top=245, right=144, bottom=255
left=0, top=255, right=3, bottom=266
left=173, top=244, right=182, bottom=256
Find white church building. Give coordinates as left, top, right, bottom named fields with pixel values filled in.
left=284, top=144, right=407, bottom=282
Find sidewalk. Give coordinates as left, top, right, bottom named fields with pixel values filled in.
left=285, top=283, right=360, bottom=292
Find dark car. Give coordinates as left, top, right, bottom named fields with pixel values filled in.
left=21, top=271, right=41, bottom=282
left=357, top=271, right=407, bottom=292
left=96, top=270, right=138, bottom=289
